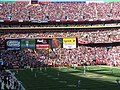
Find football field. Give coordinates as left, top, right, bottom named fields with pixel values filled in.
left=13, top=66, right=120, bottom=90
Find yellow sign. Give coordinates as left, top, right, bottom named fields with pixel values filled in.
left=63, top=38, right=76, bottom=44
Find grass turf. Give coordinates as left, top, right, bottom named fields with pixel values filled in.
left=11, top=66, right=120, bottom=90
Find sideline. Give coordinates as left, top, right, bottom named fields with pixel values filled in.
left=6, top=70, right=26, bottom=90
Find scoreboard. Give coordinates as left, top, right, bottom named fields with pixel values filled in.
left=31, top=0, right=38, bottom=4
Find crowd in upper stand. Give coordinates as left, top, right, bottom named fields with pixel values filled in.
left=0, top=28, right=120, bottom=43
left=0, top=2, right=120, bottom=21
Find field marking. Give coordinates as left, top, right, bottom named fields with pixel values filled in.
left=86, top=75, right=105, bottom=78
left=59, top=81, right=67, bottom=83
left=52, top=78, right=59, bottom=80
left=42, top=73, right=47, bottom=75
left=67, top=84, right=76, bottom=87
left=47, top=75, right=53, bottom=77
left=39, top=71, right=43, bottom=73
left=98, top=66, right=120, bottom=69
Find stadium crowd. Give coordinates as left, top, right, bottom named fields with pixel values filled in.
left=0, top=28, right=120, bottom=43
left=1, top=45, right=120, bottom=69
left=0, top=28, right=120, bottom=68
left=0, top=2, right=120, bottom=21
left=53, top=45, right=120, bottom=66
left=0, top=1, right=120, bottom=70
left=0, top=68, right=23, bottom=89
left=1, top=28, right=120, bottom=67
left=1, top=1, right=120, bottom=90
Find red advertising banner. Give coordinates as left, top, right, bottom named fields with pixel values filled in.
left=36, top=44, right=49, bottom=49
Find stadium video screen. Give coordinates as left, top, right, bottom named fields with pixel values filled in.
left=6, top=39, right=21, bottom=50
left=21, top=39, right=35, bottom=49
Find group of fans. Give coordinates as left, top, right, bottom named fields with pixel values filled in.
left=0, top=28, right=120, bottom=69
left=1, top=28, right=120, bottom=43
left=0, top=69, right=22, bottom=90
left=1, top=45, right=120, bottom=69
left=0, top=1, right=120, bottom=21
left=1, top=1, right=120, bottom=89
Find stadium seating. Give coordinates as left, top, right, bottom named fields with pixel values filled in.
left=0, top=2, right=120, bottom=21
left=0, top=28, right=120, bottom=43
left=0, top=1, right=120, bottom=68
left=1, top=45, right=120, bottom=68
left=0, top=28, right=120, bottom=68
left=1, top=1, right=120, bottom=90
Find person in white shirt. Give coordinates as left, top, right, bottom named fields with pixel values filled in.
left=77, top=80, right=81, bottom=87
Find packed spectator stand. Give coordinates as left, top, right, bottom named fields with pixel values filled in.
left=0, top=28, right=120, bottom=69
left=0, top=1, right=120, bottom=70
left=1, top=1, right=120, bottom=90
left=1, top=28, right=120, bottom=43
left=0, top=1, right=120, bottom=22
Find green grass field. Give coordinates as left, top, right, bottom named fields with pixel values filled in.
left=12, top=66, right=120, bottom=90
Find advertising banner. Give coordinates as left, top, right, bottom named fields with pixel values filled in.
left=63, top=38, right=76, bottom=49
left=6, top=39, right=21, bottom=50
left=36, top=44, right=49, bottom=49
left=21, top=39, right=35, bottom=49
left=36, top=39, right=49, bottom=44
left=51, top=38, right=63, bottom=49
left=36, top=39, right=49, bottom=49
